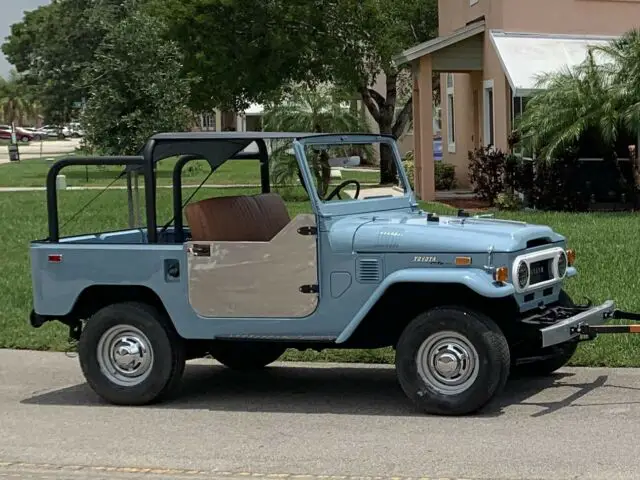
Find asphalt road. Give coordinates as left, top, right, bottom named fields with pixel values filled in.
left=0, top=139, right=81, bottom=163
left=2, top=349, right=640, bottom=480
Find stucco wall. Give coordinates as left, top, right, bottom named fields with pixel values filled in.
left=502, top=0, right=640, bottom=35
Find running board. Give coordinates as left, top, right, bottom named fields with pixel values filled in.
left=214, top=334, right=337, bottom=343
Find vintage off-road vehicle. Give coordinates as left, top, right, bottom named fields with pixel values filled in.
left=28, top=132, right=640, bottom=415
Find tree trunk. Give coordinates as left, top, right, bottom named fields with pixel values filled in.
left=379, top=120, right=397, bottom=185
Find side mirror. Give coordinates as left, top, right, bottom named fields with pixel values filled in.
left=328, top=155, right=361, bottom=167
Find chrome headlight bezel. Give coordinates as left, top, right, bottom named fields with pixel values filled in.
left=511, top=246, right=567, bottom=293
left=516, top=260, right=529, bottom=290
left=555, top=250, right=568, bottom=279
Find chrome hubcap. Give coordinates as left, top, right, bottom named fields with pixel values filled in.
left=97, top=325, right=154, bottom=387
left=416, top=331, right=479, bottom=395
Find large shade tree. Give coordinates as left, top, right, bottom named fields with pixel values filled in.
left=1, top=0, right=143, bottom=126
left=80, top=7, right=192, bottom=155
left=154, top=0, right=439, bottom=184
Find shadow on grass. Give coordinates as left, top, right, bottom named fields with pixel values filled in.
left=20, top=362, right=630, bottom=418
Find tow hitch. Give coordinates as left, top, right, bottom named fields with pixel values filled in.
left=575, top=309, right=640, bottom=339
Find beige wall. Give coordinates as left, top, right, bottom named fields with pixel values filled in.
left=502, top=0, right=640, bottom=35
left=438, top=0, right=508, bottom=187
left=438, top=0, right=503, bottom=35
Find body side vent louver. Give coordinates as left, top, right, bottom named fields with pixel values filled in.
left=357, top=257, right=382, bottom=283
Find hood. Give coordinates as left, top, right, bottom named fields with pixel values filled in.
left=329, top=211, right=564, bottom=254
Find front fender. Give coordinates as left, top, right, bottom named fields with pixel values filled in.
left=335, top=268, right=514, bottom=343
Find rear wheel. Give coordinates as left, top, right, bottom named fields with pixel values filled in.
left=395, top=306, right=510, bottom=416
left=78, top=301, right=186, bottom=405
left=209, top=341, right=286, bottom=370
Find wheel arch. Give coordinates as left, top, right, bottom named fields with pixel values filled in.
left=64, top=284, right=174, bottom=330
left=336, top=272, right=519, bottom=347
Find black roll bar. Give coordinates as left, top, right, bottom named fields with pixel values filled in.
left=258, top=139, right=270, bottom=193
left=172, top=154, right=203, bottom=243
left=142, top=139, right=158, bottom=243
left=46, top=156, right=146, bottom=242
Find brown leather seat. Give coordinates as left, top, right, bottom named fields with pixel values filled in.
left=184, top=193, right=291, bottom=242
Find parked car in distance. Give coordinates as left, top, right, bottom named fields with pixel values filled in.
left=0, top=125, right=34, bottom=142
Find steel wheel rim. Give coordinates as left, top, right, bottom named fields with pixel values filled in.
left=416, top=331, right=479, bottom=395
left=96, top=325, right=154, bottom=387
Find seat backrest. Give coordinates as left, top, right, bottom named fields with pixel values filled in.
left=184, top=193, right=291, bottom=242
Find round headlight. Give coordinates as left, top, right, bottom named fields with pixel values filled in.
left=557, top=250, right=567, bottom=278
left=517, top=261, right=529, bottom=289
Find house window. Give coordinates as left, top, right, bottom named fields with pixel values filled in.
left=483, top=79, right=494, bottom=147
left=200, top=112, right=216, bottom=131
left=512, top=95, right=530, bottom=122
left=511, top=95, right=532, bottom=157
left=446, top=74, right=455, bottom=153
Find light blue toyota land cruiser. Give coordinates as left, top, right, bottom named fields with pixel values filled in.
left=28, top=132, right=630, bottom=416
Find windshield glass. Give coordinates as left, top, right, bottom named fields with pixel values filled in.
left=294, top=138, right=411, bottom=203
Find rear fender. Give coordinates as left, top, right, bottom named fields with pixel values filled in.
left=336, top=268, right=514, bottom=343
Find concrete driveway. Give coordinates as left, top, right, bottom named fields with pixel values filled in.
left=1, top=349, right=640, bottom=480
left=0, top=138, right=81, bottom=163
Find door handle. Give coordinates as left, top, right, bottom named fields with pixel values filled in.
left=189, top=244, right=211, bottom=257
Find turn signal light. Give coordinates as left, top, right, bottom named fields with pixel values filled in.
left=567, top=248, right=576, bottom=266
left=494, top=266, right=508, bottom=283
left=455, top=256, right=472, bottom=266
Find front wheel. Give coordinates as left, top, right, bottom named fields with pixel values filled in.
left=395, top=306, right=510, bottom=416
left=78, top=301, right=186, bottom=405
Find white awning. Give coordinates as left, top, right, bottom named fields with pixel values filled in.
left=489, top=30, right=617, bottom=96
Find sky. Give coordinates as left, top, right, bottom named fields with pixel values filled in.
left=0, top=0, right=51, bottom=78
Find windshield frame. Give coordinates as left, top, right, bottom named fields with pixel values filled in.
left=292, top=134, right=416, bottom=217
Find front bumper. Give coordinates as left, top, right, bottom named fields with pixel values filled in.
left=539, top=300, right=615, bottom=348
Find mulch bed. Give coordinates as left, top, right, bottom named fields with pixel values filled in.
left=437, top=197, right=491, bottom=211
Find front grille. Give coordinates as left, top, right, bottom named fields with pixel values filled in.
left=529, top=259, right=552, bottom=285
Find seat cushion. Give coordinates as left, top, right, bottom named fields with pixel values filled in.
left=184, top=193, right=291, bottom=242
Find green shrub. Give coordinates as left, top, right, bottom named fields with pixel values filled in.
left=468, top=146, right=512, bottom=205
left=495, top=191, right=523, bottom=211
left=402, top=151, right=457, bottom=191
left=435, top=162, right=457, bottom=190
left=402, top=150, right=415, bottom=187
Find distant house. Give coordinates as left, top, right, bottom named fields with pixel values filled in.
left=393, top=0, right=640, bottom=201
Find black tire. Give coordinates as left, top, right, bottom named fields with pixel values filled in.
left=209, top=341, right=286, bottom=370
left=512, top=290, right=579, bottom=377
left=78, top=301, right=186, bottom=405
left=513, top=340, right=579, bottom=377
left=395, top=306, right=510, bottom=416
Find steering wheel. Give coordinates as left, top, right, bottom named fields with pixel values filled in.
left=325, top=179, right=361, bottom=201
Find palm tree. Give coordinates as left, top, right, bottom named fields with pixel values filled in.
left=262, top=84, right=372, bottom=197
left=0, top=71, right=37, bottom=126
left=516, top=49, right=623, bottom=163
left=590, top=28, right=640, bottom=143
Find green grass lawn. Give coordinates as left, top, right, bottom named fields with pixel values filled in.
left=1, top=185, right=640, bottom=367
left=0, top=156, right=380, bottom=188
